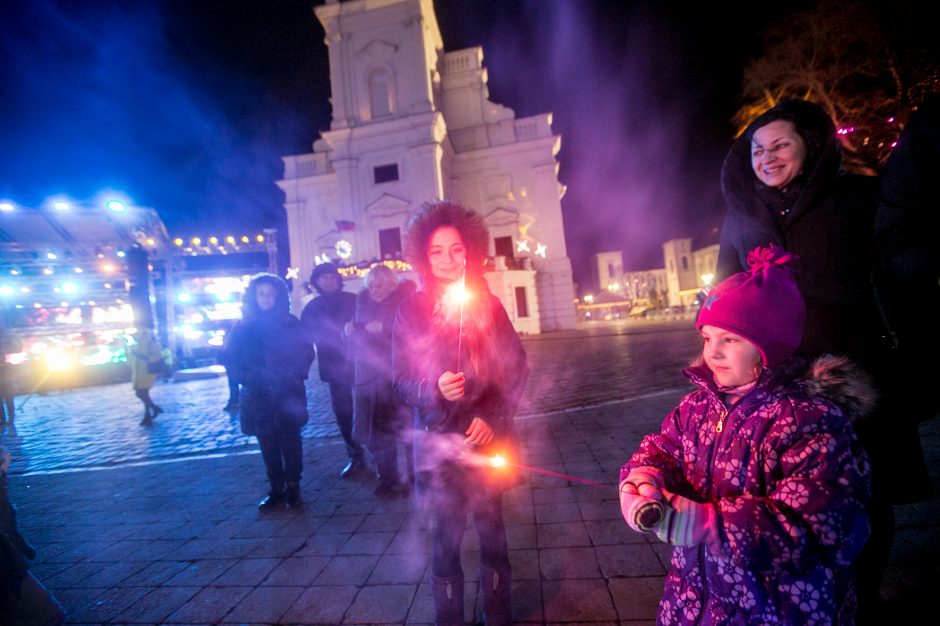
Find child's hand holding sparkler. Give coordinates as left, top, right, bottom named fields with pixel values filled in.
left=438, top=370, right=465, bottom=401
left=465, top=416, right=494, bottom=446
left=620, top=466, right=667, bottom=532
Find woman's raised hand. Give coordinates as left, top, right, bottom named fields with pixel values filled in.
left=437, top=370, right=465, bottom=401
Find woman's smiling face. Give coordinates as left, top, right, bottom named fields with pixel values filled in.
left=750, top=120, right=807, bottom=188
left=427, top=226, right=466, bottom=282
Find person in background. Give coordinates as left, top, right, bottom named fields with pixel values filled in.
left=716, top=98, right=931, bottom=621
left=0, top=317, right=18, bottom=426
left=620, top=245, right=872, bottom=624
left=128, top=330, right=164, bottom=426
left=224, top=273, right=314, bottom=511
left=347, top=264, right=416, bottom=497
left=0, top=362, right=15, bottom=427
left=875, top=92, right=940, bottom=426
left=220, top=320, right=240, bottom=414
left=301, top=262, right=367, bottom=478
left=1, top=446, right=65, bottom=625
left=394, top=200, right=529, bottom=626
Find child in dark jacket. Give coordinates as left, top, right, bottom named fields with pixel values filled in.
left=620, top=245, right=872, bottom=625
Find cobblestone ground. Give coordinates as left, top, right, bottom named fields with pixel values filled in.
left=2, top=318, right=937, bottom=624
left=1, top=320, right=701, bottom=475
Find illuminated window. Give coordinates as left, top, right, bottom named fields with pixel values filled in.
left=373, top=164, right=399, bottom=184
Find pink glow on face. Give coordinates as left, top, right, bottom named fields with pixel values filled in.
left=427, top=226, right=466, bottom=282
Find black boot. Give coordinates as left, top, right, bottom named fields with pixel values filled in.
left=431, top=573, right=464, bottom=626
left=479, top=564, right=511, bottom=626
left=258, top=483, right=284, bottom=512
left=284, top=482, right=302, bottom=508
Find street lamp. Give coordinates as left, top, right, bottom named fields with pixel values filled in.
left=106, top=199, right=128, bottom=213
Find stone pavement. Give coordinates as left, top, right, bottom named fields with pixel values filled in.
left=1, top=320, right=938, bottom=624
left=1, top=321, right=702, bottom=475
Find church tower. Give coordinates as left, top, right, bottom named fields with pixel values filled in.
left=279, top=0, right=577, bottom=332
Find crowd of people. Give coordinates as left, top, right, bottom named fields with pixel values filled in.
left=2, top=95, right=937, bottom=624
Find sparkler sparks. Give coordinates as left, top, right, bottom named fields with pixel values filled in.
left=482, top=453, right=609, bottom=489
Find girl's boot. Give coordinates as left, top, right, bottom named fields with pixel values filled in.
left=430, top=572, right=464, bottom=626
left=479, top=564, right=511, bottom=626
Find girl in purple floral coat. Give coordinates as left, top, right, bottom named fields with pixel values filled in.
left=620, top=245, right=872, bottom=625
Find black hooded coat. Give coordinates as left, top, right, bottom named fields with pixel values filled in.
left=717, top=99, right=930, bottom=502
left=223, top=275, right=314, bottom=436
left=717, top=99, right=886, bottom=371
left=301, top=264, right=356, bottom=385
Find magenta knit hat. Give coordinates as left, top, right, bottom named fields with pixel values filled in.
left=696, top=244, right=805, bottom=367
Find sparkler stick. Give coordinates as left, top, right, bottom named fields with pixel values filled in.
left=456, top=258, right=467, bottom=372
left=486, top=451, right=666, bottom=531
left=486, top=454, right=610, bottom=489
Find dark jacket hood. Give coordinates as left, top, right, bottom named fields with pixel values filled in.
left=242, top=273, right=292, bottom=320
left=722, top=99, right=843, bottom=217
left=309, top=262, right=344, bottom=295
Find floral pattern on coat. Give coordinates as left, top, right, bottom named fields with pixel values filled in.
left=622, top=359, right=871, bottom=625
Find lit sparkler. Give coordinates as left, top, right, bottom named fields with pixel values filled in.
left=482, top=452, right=608, bottom=489
left=484, top=450, right=665, bottom=530
left=444, top=259, right=469, bottom=371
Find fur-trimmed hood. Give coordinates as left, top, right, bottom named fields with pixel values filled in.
left=401, top=199, right=490, bottom=280
left=802, top=354, right=878, bottom=422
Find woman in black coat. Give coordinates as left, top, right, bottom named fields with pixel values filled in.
left=224, top=273, right=314, bottom=511
left=717, top=98, right=930, bottom=622
left=393, top=200, right=528, bottom=626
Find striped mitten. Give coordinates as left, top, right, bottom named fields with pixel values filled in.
left=652, top=489, right=718, bottom=548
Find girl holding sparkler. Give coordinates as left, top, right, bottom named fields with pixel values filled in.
left=620, top=245, right=873, bottom=624
left=394, top=200, right=529, bottom=626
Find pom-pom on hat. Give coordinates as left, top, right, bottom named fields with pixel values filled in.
left=696, top=244, right=805, bottom=367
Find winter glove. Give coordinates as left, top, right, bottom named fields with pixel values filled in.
left=619, top=466, right=665, bottom=533
left=652, top=488, right=719, bottom=550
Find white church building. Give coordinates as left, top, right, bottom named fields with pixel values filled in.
left=277, top=0, right=576, bottom=333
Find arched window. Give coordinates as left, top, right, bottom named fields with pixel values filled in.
left=369, top=70, right=393, bottom=118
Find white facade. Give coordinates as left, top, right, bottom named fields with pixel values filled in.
left=277, top=0, right=576, bottom=333
left=592, top=251, right=624, bottom=291
left=663, top=238, right=698, bottom=307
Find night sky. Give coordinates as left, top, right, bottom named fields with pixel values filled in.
left=0, top=0, right=816, bottom=287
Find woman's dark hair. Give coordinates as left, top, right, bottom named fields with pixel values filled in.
left=242, top=273, right=291, bottom=320
left=744, top=99, right=839, bottom=175
left=401, top=199, right=490, bottom=278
